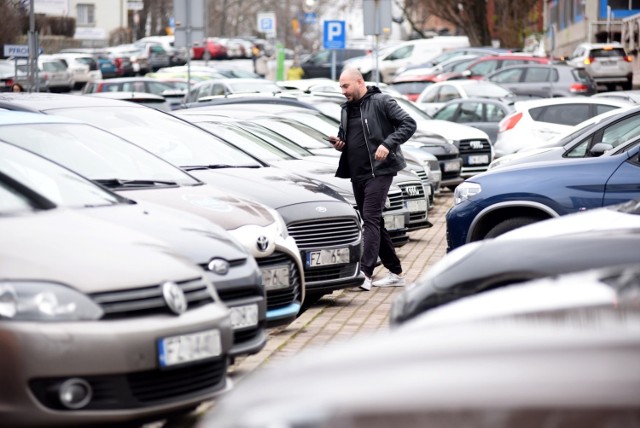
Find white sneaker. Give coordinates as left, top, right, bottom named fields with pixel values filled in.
left=359, top=276, right=372, bottom=291
left=372, top=272, right=406, bottom=287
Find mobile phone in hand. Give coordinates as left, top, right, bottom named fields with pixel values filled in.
left=323, top=136, right=336, bottom=144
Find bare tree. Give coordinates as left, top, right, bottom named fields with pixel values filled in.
left=0, top=0, right=25, bottom=50
left=494, top=0, right=541, bottom=49
left=423, top=0, right=491, bottom=46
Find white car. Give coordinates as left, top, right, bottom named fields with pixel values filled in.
left=493, top=96, right=632, bottom=158
left=566, top=42, right=633, bottom=91
left=414, top=79, right=516, bottom=116
left=51, top=53, right=102, bottom=89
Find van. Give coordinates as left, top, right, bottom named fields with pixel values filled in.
left=345, top=36, right=470, bottom=83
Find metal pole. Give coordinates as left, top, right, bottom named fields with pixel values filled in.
left=204, top=0, right=209, bottom=66
left=331, top=49, right=336, bottom=80
left=28, top=0, right=39, bottom=92
left=187, top=0, right=192, bottom=88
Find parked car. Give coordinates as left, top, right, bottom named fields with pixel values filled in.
left=592, top=89, right=640, bottom=103
left=484, top=63, right=597, bottom=98
left=86, top=91, right=172, bottom=111
left=136, top=35, right=188, bottom=66
left=57, top=48, right=119, bottom=79
left=82, top=76, right=176, bottom=96
left=490, top=105, right=640, bottom=169
left=446, top=141, right=640, bottom=251
left=132, top=40, right=172, bottom=71
left=299, top=48, right=369, bottom=79
left=0, top=96, right=305, bottom=327
left=431, top=97, right=514, bottom=144
left=435, top=53, right=550, bottom=81
left=415, top=79, right=516, bottom=116
left=0, top=140, right=234, bottom=427
left=390, top=199, right=640, bottom=325
left=393, top=46, right=510, bottom=76
left=0, top=59, right=43, bottom=91
left=199, top=267, right=640, bottom=428
left=0, top=93, right=367, bottom=307
left=16, top=55, right=74, bottom=93
left=183, top=78, right=283, bottom=103
left=51, top=53, right=102, bottom=89
left=106, top=45, right=148, bottom=75
left=566, top=41, right=633, bottom=90
left=191, top=38, right=228, bottom=60
left=493, top=97, right=632, bottom=158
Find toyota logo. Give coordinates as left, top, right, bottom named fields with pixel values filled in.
left=162, top=282, right=187, bottom=315
left=256, top=236, right=269, bottom=252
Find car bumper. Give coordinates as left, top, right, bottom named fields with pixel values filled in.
left=0, top=304, right=233, bottom=427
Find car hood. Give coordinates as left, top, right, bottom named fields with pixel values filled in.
left=0, top=208, right=204, bottom=293
left=489, top=147, right=561, bottom=170
left=82, top=201, right=249, bottom=265
left=116, top=183, right=275, bottom=231
left=187, top=166, right=349, bottom=210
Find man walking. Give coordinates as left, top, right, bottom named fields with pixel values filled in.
left=329, top=68, right=417, bottom=291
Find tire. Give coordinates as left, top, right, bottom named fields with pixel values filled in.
left=484, top=216, right=538, bottom=239
left=623, top=78, right=633, bottom=91
left=300, top=291, right=326, bottom=312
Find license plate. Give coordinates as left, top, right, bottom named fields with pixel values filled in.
left=407, top=199, right=427, bottom=212
left=468, top=155, right=489, bottom=165
left=229, top=304, right=259, bottom=330
left=444, top=159, right=461, bottom=172
left=307, top=247, right=350, bottom=267
left=158, top=329, right=222, bottom=368
left=261, top=266, right=290, bottom=290
left=384, top=214, right=405, bottom=230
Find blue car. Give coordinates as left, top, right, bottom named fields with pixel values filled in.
left=446, top=144, right=640, bottom=251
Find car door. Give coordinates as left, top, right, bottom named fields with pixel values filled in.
left=487, top=67, right=525, bottom=95
left=521, top=66, right=556, bottom=98
left=564, top=111, right=640, bottom=157
left=603, top=145, right=640, bottom=205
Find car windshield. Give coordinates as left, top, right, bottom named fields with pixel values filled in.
left=0, top=142, right=123, bottom=208
left=0, top=122, right=199, bottom=186
left=254, top=118, right=330, bottom=149
left=227, top=81, right=282, bottom=93
left=48, top=106, right=263, bottom=168
left=242, top=122, right=314, bottom=157
left=465, top=83, right=512, bottom=98
left=283, top=111, right=340, bottom=135
left=0, top=179, right=36, bottom=215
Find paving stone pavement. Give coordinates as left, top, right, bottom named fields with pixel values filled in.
left=159, top=190, right=453, bottom=428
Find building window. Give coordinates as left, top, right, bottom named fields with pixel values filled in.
left=77, top=4, right=95, bottom=26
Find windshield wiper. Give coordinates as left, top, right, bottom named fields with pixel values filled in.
left=95, top=178, right=178, bottom=188
left=182, top=164, right=260, bottom=171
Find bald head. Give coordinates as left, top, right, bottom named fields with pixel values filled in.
left=339, top=68, right=367, bottom=103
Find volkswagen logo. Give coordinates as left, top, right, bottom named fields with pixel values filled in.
left=405, top=186, right=419, bottom=197
left=315, top=206, right=327, bottom=213
left=256, top=236, right=269, bottom=252
left=208, top=258, right=230, bottom=275
left=162, top=282, right=187, bottom=315
left=470, top=140, right=484, bottom=149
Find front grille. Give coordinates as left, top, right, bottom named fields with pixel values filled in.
left=305, top=263, right=359, bottom=283
left=288, top=218, right=360, bottom=250
left=91, top=277, right=213, bottom=319
left=384, top=189, right=404, bottom=212
left=216, top=286, right=262, bottom=303
left=256, top=251, right=302, bottom=311
left=29, top=359, right=227, bottom=410
left=398, top=180, right=426, bottom=202
left=234, top=327, right=262, bottom=344
left=457, top=138, right=492, bottom=168
left=412, top=168, right=431, bottom=190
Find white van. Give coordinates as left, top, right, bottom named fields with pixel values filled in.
left=344, top=36, right=470, bottom=83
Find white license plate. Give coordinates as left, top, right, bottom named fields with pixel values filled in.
left=158, top=329, right=222, bottom=368
left=444, top=160, right=461, bottom=172
left=384, top=214, right=405, bottom=230
left=468, top=155, right=489, bottom=165
left=229, top=304, right=259, bottom=330
left=307, top=247, right=350, bottom=267
left=407, top=199, right=427, bottom=212
left=261, top=266, right=290, bottom=290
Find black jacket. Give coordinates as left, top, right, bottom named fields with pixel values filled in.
left=336, top=86, right=417, bottom=180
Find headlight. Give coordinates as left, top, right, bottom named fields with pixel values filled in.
left=266, top=207, right=289, bottom=239
left=454, top=182, right=481, bottom=205
left=0, top=281, right=103, bottom=321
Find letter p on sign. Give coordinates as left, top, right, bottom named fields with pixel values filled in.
left=323, top=20, right=346, bottom=50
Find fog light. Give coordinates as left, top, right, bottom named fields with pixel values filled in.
left=58, top=378, right=92, bottom=409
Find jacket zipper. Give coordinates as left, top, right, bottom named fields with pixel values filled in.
left=361, top=111, right=375, bottom=177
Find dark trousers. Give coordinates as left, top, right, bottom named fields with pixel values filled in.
left=352, top=175, right=402, bottom=278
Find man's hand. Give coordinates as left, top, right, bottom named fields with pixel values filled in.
left=328, top=136, right=345, bottom=151
left=375, top=145, right=389, bottom=161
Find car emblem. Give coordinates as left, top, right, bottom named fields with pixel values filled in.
left=208, top=258, right=230, bottom=275
left=385, top=197, right=391, bottom=209
left=256, top=236, right=269, bottom=252
left=315, top=206, right=327, bottom=213
left=470, top=140, right=484, bottom=149
left=405, top=186, right=419, bottom=197
left=162, top=282, right=187, bottom=315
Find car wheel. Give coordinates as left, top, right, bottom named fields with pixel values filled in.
left=606, top=83, right=617, bottom=92
left=485, top=216, right=538, bottom=239
left=623, top=78, right=633, bottom=91
left=301, top=291, right=326, bottom=312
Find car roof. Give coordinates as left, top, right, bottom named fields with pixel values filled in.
left=0, top=92, right=148, bottom=111
left=513, top=96, right=633, bottom=111
left=0, top=110, right=82, bottom=125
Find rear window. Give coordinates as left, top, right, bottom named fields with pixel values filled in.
left=590, top=48, right=626, bottom=58
left=529, top=104, right=591, bottom=126
left=572, top=68, right=592, bottom=83
left=42, top=61, right=66, bottom=72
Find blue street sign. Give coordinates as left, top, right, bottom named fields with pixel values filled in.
left=304, top=12, right=316, bottom=24
left=323, top=20, right=346, bottom=50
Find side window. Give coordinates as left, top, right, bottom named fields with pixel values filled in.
left=486, top=104, right=507, bottom=122
left=433, top=103, right=459, bottom=120
left=457, top=102, right=483, bottom=122
left=470, top=60, right=497, bottom=75
left=211, top=84, right=226, bottom=96
left=489, top=68, right=522, bottom=83
left=386, top=45, right=413, bottom=61
left=524, top=67, right=553, bottom=82
left=312, top=51, right=329, bottom=64
left=533, top=104, right=591, bottom=125
left=595, top=104, right=620, bottom=115
left=501, top=60, right=527, bottom=69
left=600, top=114, right=640, bottom=148
left=421, top=87, right=439, bottom=103
left=565, top=136, right=593, bottom=157
left=438, top=85, right=460, bottom=102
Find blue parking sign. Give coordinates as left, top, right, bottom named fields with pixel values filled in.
left=323, top=20, right=345, bottom=50
left=257, top=12, right=276, bottom=37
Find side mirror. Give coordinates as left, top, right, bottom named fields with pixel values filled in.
left=589, top=142, right=613, bottom=157
left=461, top=70, right=472, bottom=78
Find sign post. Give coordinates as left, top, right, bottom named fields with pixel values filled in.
left=174, top=0, right=205, bottom=88
left=363, top=0, right=392, bottom=85
left=323, top=20, right=346, bottom=80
